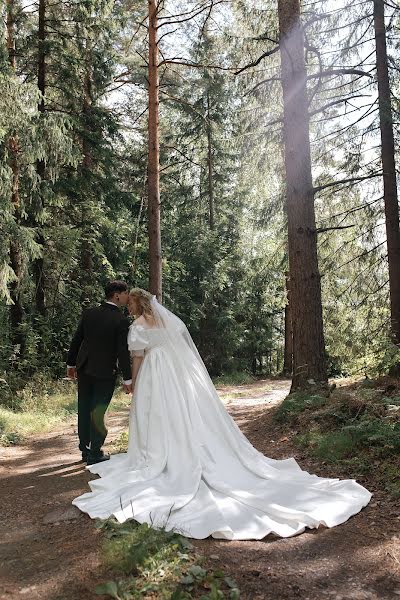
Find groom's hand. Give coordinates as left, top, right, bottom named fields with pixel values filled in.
left=67, top=366, right=77, bottom=380
left=123, top=383, right=132, bottom=394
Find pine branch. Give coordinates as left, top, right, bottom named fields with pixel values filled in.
left=200, top=3, right=214, bottom=38
left=322, top=241, right=386, bottom=276
left=311, top=102, right=378, bottom=126
left=316, top=224, right=356, bottom=234
left=312, top=101, right=379, bottom=145
left=314, top=173, right=381, bottom=194
left=234, top=46, right=281, bottom=75
left=317, top=197, right=383, bottom=224
left=263, top=95, right=370, bottom=127
left=249, top=67, right=374, bottom=95
left=157, top=0, right=228, bottom=28
left=383, top=0, right=400, bottom=10
left=159, top=90, right=207, bottom=120
left=356, top=279, right=390, bottom=308
left=308, top=68, right=374, bottom=80
left=162, top=144, right=202, bottom=168
left=158, top=57, right=236, bottom=70
left=158, top=1, right=213, bottom=20
left=158, top=28, right=178, bottom=44
left=337, top=255, right=387, bottom=299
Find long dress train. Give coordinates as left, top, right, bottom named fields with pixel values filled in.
left=72, top=316, right=371, bottom=540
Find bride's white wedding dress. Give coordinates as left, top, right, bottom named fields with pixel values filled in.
left=72, top=299, right=371, bottom=540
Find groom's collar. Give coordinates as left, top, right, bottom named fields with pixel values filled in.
left=103, top=301, right=120, bottom=310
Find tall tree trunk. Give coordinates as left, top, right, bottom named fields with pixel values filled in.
left=6, top=0, right=17, bottom=70
left=277, top=0, right=327, bottom=391
left=206, top=91, right=215, bottom=230
left=283, top=271, right=293, bottom=375
left=7, top=0, right=24, bottom=348
left=33, top=0, right=46, bottom=317
left=148, top=0, right=162, bottom=300
left=79, top=58, right=94, bottom=304
left=373, top=0, right=400, bottom=348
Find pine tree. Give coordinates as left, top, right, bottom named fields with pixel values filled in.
left=277, top=0, right=328, bottom=390
left=148, top=0, right=162, bottom=300
left=5, top=0, right=24, bottom=348
left=373, top=0, right=400, bottom=349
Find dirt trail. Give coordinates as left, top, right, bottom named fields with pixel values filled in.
left=1, top=379, right=399, bottom=600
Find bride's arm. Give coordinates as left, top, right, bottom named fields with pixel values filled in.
left=132, top=355, right=144, bottom=389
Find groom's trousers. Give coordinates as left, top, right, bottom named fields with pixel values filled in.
left=77, top=372, right=116, bottom=455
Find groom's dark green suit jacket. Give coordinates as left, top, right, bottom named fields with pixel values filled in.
left=67, top=303, right=131, bottom=380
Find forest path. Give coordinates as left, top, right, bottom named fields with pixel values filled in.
left=0, top=378, right=399, bottom=600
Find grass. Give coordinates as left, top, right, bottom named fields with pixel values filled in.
left=275, top=377, right=400, bottom=497
left=0, top=406, right=68, bottom=445
left=212, top=371, right=257, bottom=387
left=0, top=378, right=131, bottom=446
left=95, top=519, right=239, bottom=599
left=110, top=430, right=129, bottom=454
left=0, top=384, right=77, bottom=445
left=274, top=392, right=328, bottom=423
left=0, top=371, right=261, bottom=446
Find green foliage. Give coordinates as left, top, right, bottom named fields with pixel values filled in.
left=1, top=0, right=400, bottom=391
left=296, top=422, right=399, bottom=463
left=213, top=371, right=257, bottom=386
left=0, top=376, right=76, bottom=445
left=95, top=519, right=239, bottom=599
left=283, top=380, right=400, bottom=496
left=274, top=392, right=328, bottom=423
left=110, top=430, right=129, bottom=454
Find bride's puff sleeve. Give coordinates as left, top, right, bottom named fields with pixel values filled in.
left=128, top=325, right=149, bottom=357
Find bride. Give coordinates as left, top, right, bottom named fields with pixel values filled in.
left=72, top=288, right=371, bottom=540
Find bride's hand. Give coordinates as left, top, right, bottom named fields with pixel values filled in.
left=123, top=382, right=132, bottom=394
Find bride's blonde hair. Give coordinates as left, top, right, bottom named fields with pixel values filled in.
left=129, top=287, right=153, bottom=317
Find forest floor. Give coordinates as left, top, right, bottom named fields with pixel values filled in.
left=1, top=378, right=399, bottom=600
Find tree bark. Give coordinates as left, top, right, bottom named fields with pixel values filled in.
left=6, top=0, right=24, bottom=348
left=206, top=91, right=215, bottom=230
left=277, top=0, right=328, bottom=391
left=79, top=57, right=94, bottom=304
left=33, top=0, right=47, bottom=317
left=373, top=0, right=400, bottom=347
left=6, top=0, right=17, bottom=70
left=283, top=271, right=293, bottom=375
left=148, top=0, right=162, bottom=301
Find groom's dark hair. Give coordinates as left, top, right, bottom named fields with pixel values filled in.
left=104, top=280, right=128, bottom=299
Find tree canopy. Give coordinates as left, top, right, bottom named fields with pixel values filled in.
left=1, top=0, right=400, bottom=395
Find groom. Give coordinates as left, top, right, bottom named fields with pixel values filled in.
left=67, top=280, right=132, bottom=465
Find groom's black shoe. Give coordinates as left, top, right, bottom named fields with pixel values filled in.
left=86, top=452, right=110, bottom=465
left=81, top=446, right=90, bottom=462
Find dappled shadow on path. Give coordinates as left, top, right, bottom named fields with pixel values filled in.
left=195, top=380, right=400, bottom=600
left=197, top=519, right=400, bottom=600
left=0, top=409, right=128, bottom=600
left=1, top=380, right=399, bottom=600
